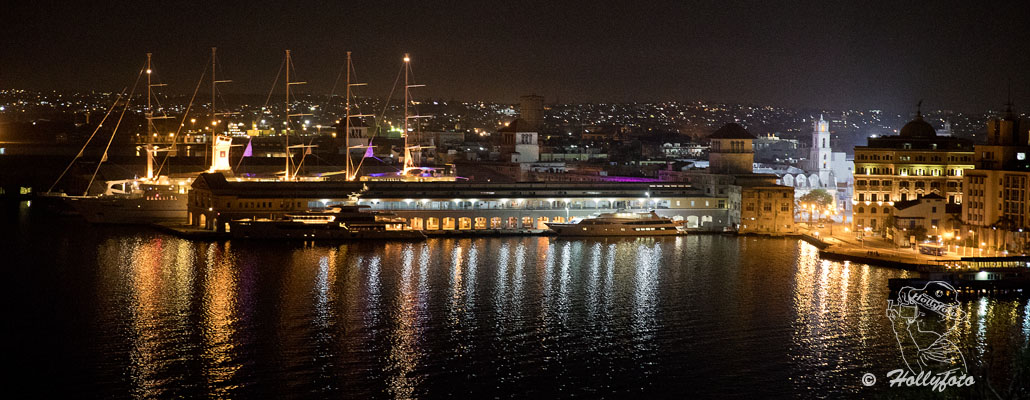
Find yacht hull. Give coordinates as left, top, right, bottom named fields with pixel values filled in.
left=547, top=223, right=684, bottom=237
left=230, top=221, right=426, bottom=241
left=68, top=197, right=187, bottom=224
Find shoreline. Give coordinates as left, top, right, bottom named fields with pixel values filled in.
left=141, top=222, right=1027, bottom=275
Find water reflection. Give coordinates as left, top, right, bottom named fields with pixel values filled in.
left=62, top=234, right=1030, bottom=397
left=201, top=242, right=240, bottom=396
left=633, top=241, right=660, bottom=341
left=386, top=241, right=426, bottom=398
left=128, top=238, right=175, bottom=397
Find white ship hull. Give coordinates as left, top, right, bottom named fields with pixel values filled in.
left=230, top=220, right=426, bottom=240
left=547, top=223, right=684, bottom=237
left=69, top=197, right=187, bottom=224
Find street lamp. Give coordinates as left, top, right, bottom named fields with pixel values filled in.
left=942, top=232, right=954, bottom=254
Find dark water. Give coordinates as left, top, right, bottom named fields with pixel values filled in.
left=6, top=201, right=1029, bottom=398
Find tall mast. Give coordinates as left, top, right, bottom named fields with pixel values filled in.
left=285, top=49, right=291, bottom=180
left=208, top=48, right=234, bottom=134
left=205, top=47, right=235, bottom=173
left=142, top=53, right=170, bottom=180
left=145, top=53, right=154, bottom=180
left=208, top=47, right=217, bottom=170
left=146, top=53, right=153, bottom=141
left=403, top=53, right=413, bottom=171
left=211, top=47, right=217, bottom=134
left=345, top=51, right=352, bottom=181
left=282, top=50, right=309, bottom=180
left=342, top=52, right=371, bottom=181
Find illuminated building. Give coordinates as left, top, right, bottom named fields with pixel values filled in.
left=661, top=123, right=795, bottom=234
left=809, top=115, right=833, bottom=181
left=890, top=193, right=959, bottom=245
left=708, top=123, right=755, bottom=175
left=852, top=107, right=974, bottom=233
left=497, top=118, right=540, bottom=164
left=961, top=104, right=1030, bottom=235
left=187, top=173, right=733, bottom=232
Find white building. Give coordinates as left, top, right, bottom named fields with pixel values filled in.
left=809, top=115, right=833, bottom=183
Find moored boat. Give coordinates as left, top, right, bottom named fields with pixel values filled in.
left=229, top=205, right=426, bottom=240
left=546, top=211, right=685, bottom=237
left=67, top=180, right=189, bottom=223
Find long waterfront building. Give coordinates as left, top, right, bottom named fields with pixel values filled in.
left=188, top=173, right=733, bottom=233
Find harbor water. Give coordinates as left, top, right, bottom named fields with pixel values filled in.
left=6, top=201, right=1028, bottom=398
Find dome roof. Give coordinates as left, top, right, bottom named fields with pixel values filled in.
left=900, top=114, right=937, bottom=138
left=709, top=123, right=756, bottom=139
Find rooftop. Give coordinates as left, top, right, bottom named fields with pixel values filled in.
left=192, top=173, right=705, bottom=200
left=708, top=123, right=756, bottom=140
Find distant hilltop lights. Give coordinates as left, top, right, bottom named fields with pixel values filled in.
left=0, top=88, right=1022, bottom=141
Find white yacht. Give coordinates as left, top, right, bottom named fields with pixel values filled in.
left=61, top=51, right=243, bottom=224
left=546, top=211, right=685, bottom=237
left=67, top=177, right=191, bottom=223
left=65, top=134, right=234, bottom=224
left=230, top=205, right=426, bottom=240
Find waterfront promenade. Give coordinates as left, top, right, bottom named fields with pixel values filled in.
left=799, top=222, right=964, bottom=268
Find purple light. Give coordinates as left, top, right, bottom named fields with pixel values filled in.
left=600, top=176, right=660, bottom=183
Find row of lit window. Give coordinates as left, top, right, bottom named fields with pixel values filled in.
left=855, top=206, right=891, bottom=214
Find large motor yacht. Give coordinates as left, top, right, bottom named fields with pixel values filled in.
left=229, top=205, right=426, bottom=240
left=546, top=211, right=685, bottom=237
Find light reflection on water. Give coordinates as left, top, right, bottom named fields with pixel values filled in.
left=30, top=232, right=1030, bottom=398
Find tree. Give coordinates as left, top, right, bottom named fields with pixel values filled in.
left=882, top=214, right=897, bottom=240
left=798, top=189, right=834, bottom=223
left=909, top=226, right=927, bottom=243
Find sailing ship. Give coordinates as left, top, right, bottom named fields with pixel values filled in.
left=359, top=54, right=459, bottom=182
left=62, top=50, right=236, bottom=223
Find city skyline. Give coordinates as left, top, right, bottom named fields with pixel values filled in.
left=4, top=1, right=1028, bottom=113
left=5, top=3, right=1030, bottom=396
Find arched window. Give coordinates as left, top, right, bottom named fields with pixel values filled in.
left=870, top=207, right=877, bottom=214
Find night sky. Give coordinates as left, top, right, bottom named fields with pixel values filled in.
left=3, top=0, right=1028, bottom=112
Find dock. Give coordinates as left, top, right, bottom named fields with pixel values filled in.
left=422, top=229, right=553, bottom=237
left=149, top=223, right=230, bottom=240
left=888, top=275, right=1030, bottom=297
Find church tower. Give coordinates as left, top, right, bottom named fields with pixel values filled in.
left=810, top=115, right=832, bottom=185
